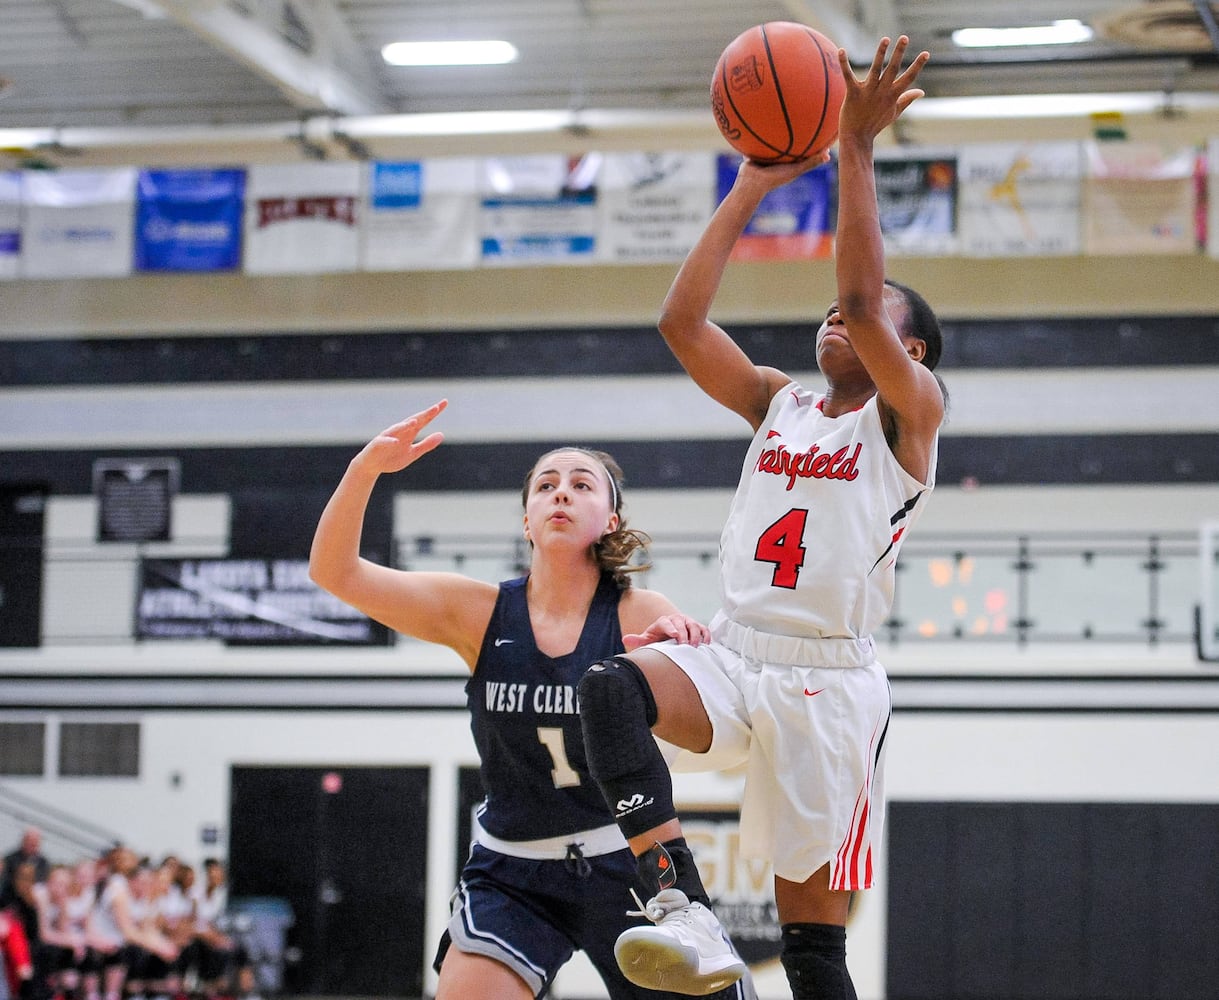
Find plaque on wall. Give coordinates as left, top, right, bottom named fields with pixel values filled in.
left=93, top=458, right=180, bottom=542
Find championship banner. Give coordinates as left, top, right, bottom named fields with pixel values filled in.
left=361, top=158, right=480, bottom=271
left=134, top=168, right=245, bottom=272
left=137, top=557, right=391, bottom=645
left=875, top=151, right=959, bottom=256
left=244, top=162, right=362, bottom=275
left=958, top=142, right=1082, bottom=257
left=480, top=154, right=600, bottom=265
left=597, top=152, right=716, bottom=264
left=717, top=154, right=834, bottom=261
left=19, top=167, right=137, bottom=279
left=0, top=172, right=19, bottom=280
left=1082, top=142, right=1197, bottom=255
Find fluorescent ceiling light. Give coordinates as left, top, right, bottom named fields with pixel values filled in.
left=952, top=19, right=1094, bottom=48
left=381, top=40, right=518, bottom=66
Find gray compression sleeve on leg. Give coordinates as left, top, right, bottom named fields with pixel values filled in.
left=578, top=656, right=677, bottom=840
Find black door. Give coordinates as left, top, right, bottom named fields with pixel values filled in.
left=229, top=765, right=429, bottom=997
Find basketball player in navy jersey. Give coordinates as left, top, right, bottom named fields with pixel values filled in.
left=309, top=407, right=754, bottom=1000
left=578, top=37, right=944, bottom=999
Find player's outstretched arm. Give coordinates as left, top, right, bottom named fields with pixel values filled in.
left=309, top=399, right=495, bottom=664
left=658, top=159, right=820, bottom=430
left=835, top=37, right=943, bottom=436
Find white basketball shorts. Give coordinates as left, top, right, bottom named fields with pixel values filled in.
left=652, top=615, right=892, bottom=888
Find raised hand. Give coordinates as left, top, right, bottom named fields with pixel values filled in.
left=837, top=35, right=930, bottom=142
left=735, top=149, right=832, bottom=195
left=353, top=399, right=448, bottom=477
left=623, top=612, right=711, bottom=651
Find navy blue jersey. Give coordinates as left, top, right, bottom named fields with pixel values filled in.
left=468, top=574, right=623, bottom=841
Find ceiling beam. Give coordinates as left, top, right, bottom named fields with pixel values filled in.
left=782, top=0, right=906, bottom=62
left=1190, top=0, right=1219, bottom=54
left=130, top=0, right=388, bottom=116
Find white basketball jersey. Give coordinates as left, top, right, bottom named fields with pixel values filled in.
left=719, top=382, right=937, bottom=640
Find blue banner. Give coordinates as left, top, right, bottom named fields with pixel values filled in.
left=135, top=168, right=245, bottom=272
left=716, top=154, right=835, bottom=259
left=370, top=161, right=423, bottom=209
left=0, top=171, right=20, bottom=274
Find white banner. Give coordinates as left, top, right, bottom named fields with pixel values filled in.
left=361, top=158, right=479, bottom=271
left=0, top=171, right=19, bottom=280
left=480, top=154, right=600, bottom=266
left=597, top=152, right=716, bottom=264
left=958, top=142, right=1082, bottom=257
left=1082, top=141, right=1197, bottom=255
left=20, top=168, right=137, bottom=279
left=244, top=162, right=362, bottom=275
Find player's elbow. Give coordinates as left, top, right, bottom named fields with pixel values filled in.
left=307, top=552, right=342, bottom=595
left=657, top=305, right=700, bottom=349
left=835, top=292, right=877, bottom=325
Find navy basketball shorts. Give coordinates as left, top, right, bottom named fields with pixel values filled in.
left=435, top=842, right=665, bottom=999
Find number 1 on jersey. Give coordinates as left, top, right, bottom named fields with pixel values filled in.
left=537, top=727, right=581, bottom=788
left=754, top=508, right=809, bottom=588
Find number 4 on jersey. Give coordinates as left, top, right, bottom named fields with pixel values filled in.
left=754, top=508, right=809, bottom=588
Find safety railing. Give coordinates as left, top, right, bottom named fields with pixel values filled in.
left=26, top=530, right=1208, bottom=648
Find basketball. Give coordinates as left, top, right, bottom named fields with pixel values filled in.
left=710, top=21, right=846, bottom=163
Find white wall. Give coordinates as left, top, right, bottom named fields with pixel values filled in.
left=4, top=707, right=1218, bottom=999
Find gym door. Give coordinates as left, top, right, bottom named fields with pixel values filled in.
left=228, top=765, right=429, bottom=997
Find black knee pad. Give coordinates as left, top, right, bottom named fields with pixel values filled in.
left=578, top=656, right=675, bottom=838
left=780, top=923, right=857, bottom=1000
left=578, top=655, right=659, bottom=778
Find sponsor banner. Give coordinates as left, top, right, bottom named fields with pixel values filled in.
left=361, top=158, right=479, bottom=271
left=244, top=162, right=362, bottom=275
left=958, top=142, right=1082, bottom=257
left=0, top=171, right=19, bottom=280
left=480, top=154, right=600, bottom=265
left=20, top=168, right=137, bottom=278
left=717, top=154, right=834, bottom=261
left=597, top=152, right=716, bottom=263
left=134, top=168, right=245, bottom=272
left=137, top=557, right=391, bottom=645
left=1080, top=141, right=1198, bottom=255
left=875, top=151, right=959, bottom=256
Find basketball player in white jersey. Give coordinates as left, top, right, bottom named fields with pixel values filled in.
left=578, top=36, right=943, bottom=999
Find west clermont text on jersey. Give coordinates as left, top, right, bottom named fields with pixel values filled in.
left=466, top=574, right=624, bottom=841
left=483, top=681, right=579, bottom=715
left=720, top=382, right=937, bottom=642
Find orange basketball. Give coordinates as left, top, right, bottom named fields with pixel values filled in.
left=710, top=21, right=846, bottom=163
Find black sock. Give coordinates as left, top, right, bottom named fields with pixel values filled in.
left=637, top=838, right=711, bottom=907
left=780, top=922, right=857, bottom=1000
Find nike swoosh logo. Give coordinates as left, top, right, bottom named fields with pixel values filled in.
left=494, top=638, right=514, bottom=646
left=804, top=688, right=824, bottom=697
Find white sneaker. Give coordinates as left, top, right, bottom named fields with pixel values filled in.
left=615, top=888, right=747, bottom=996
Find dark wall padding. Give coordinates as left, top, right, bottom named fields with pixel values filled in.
left=887, top=801, right=1219, bottom=1000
